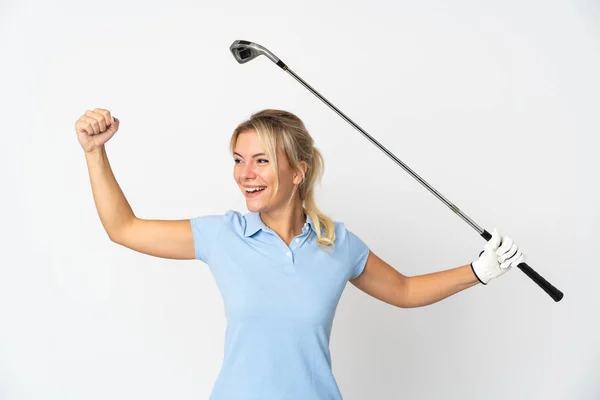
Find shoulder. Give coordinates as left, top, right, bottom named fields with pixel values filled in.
left=189, top=210, right=245, bottom=262
left=331, top=220, right=356, bottom=245
left=332, top=220, right=369, bottom=254
left=190, top=209, right=244, bottom=231
left=326, top=219, right=370, bottom=280
left=310, top=218, right=367, bottom=254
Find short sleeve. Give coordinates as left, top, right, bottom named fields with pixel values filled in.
left=346, top=228, right=370, bottom=280
left=189, top=214, right=225, bottom=263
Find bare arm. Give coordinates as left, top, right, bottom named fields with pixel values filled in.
left=84, top=146, right=195, bottom=260
left=405, top=264, right=479, bottom=308
left=350, top=251, right=478, bottom=308
left=84, top=146, right=135, bottom=240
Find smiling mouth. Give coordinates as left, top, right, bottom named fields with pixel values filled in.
left=244, top=186, right=266, bottom=193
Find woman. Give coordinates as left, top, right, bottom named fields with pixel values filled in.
left=75, top=108, right=525, bottom=399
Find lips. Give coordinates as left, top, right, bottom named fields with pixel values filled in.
left=244, top=186, right=267, bottom=198
left=244, top=186, right=266, bottom=191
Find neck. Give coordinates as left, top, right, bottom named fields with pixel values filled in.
left=259, top=202, right=306, bottom=244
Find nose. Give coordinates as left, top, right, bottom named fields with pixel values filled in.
left=240, top=161, right=257, bottom=180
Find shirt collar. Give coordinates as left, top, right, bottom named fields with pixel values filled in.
left=243, top=211, right=315, bottom=237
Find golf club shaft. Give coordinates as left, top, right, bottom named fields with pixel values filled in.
left=285, top=67, right=485, bottom=235
left=276, top=62, right=563, bottom=302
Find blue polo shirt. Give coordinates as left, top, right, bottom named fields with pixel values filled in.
left=190, top=209, right=369, bottom=400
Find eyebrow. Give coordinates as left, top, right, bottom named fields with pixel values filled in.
left=233, top=152, right=266, bottom=158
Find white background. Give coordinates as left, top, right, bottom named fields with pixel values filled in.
left=1, top=0, right=598, bottom=399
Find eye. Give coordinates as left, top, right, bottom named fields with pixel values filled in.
left=258, top=159, right=269, bottom=164
left=233, top=158, right=241, bottom=164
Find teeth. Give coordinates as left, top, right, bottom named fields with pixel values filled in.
left=246, top=187, right=266, bottom=193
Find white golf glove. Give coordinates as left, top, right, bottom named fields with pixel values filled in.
left=470, top=228, right=526, bottom=285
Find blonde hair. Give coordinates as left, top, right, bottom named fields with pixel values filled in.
left=230, top=109, right=336, bottom=252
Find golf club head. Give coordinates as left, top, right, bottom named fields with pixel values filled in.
left=229, top=40, right=284, bottom=67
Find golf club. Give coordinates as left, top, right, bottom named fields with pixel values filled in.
left=229, top=39, right=564, bottom=303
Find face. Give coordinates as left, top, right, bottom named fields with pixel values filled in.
left=233, top=130, right=304, bottom=213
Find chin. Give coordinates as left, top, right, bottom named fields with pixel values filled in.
left=245, top=202, right=265, bottom=212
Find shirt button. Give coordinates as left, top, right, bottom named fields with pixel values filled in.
left=295, top=238, right=300, bottom=243
left=286, top=251, right=291, bottom=257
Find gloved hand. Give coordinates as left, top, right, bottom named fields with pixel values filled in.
left=470, top=228, right=526, bottom=285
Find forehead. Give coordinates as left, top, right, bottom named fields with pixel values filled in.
left=234, top=130, right=284, bottom=158
left=234, top=130, right=263, bottom=152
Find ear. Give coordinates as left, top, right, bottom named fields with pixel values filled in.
left=294, top=161, right=308, bottom=185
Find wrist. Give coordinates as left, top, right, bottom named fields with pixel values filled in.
left=84, top=146, right=106, bottom=159
left=471, top=260, right=492, bottom=285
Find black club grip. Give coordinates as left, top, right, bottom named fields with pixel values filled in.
left=481, top=230, right=564, bottom=302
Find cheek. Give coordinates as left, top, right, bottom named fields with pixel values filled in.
left=261, top=167, right=276, bottom=182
